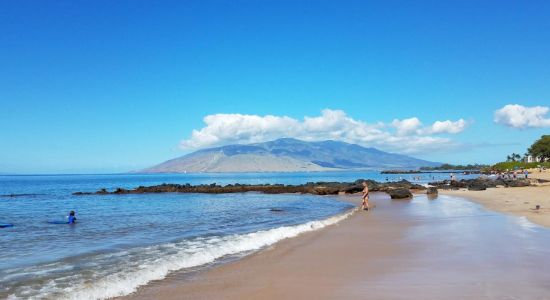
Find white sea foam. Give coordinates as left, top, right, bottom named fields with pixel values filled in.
left=7, top=208, right=355, bottom=300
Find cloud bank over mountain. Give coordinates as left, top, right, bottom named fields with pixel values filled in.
left=180, top=109, right=468, bottom=154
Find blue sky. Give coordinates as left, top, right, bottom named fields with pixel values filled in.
left=1, top=0, right=549, bottom=173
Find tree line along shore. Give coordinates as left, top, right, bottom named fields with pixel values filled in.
left=387, top=135, right=550, bottom=174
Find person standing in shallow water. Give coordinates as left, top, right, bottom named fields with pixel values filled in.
left=361, top=182, right=370, bottom=211
left=68, top=211, right=77, bottom=224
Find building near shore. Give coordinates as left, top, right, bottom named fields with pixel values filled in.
left=525, top=155, right=548, bottom=163
left=525, top=155, right=535, bottom=163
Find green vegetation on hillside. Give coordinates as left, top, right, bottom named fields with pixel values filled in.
left=490, top=161, right=550, bottom=172
left=424, top=136, right=550, bottom=172
left=488, top=135, right=550, bottom=172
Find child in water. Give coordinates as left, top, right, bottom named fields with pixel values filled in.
left=68, top=211, right=77, bottom=224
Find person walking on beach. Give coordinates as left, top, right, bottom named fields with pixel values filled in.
left=361, top=181, right=370, bottom=211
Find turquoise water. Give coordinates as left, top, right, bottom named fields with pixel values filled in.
left=0, top=172, right=476, bottom=299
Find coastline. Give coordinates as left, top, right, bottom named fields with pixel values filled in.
left=120, top=191, right=550, bottom=300
left=119, top=193, right=394, bottom=300
left=440, top=169, right=550, bottom=227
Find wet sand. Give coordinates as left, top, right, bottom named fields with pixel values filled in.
left=441, top=169, right=550, bottom=227
left=122, top=193, right=550, bottom=300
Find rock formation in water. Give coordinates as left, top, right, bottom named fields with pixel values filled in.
left=74, top=179, right=427, bottom=196
left=74, top=177, right=537, bottom=199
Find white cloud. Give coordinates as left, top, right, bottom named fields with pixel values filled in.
left=494, top=104, right=550, bottom=129
left=181, top=113, right=300, bottom=149
left=429, top=119, right=467, bottom=134
left=391, top=117, right=467, bottom=136
left=392, top=117, right=422, bottom=136
left=180, top=109, right=468, bottom=154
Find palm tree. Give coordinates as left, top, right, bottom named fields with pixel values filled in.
left=506, top=153, right=521, bottom=162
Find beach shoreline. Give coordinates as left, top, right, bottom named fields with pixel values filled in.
left=120, top=190, right=550, bottom=300
left=118, top=193, right=393, bottom=300
left=116, top=194, right=364, bottom=300
left=440, top=168, right=550, bottom=227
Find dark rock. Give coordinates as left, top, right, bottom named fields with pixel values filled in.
left=1, top=193, right=42, bottom=198
left=506, top=179, right=530, bottom=187
left=96, top=188, right=108, bottom=195
left=72, top=192, right=92, bottom=195
left=388, top=188, right=412, bottom=199
left=342, top=184, right=363, bottom=194
left=468, top=182, right=486, bottom=191
left=427, top=187, right=438, bottom=195
left=429, top=177, right=532, bottom=191
left=114, top=188, right=129, bottom=194
left=450, top=180, right=467, bottom=189
left=74, top=180, right=427, bottom=198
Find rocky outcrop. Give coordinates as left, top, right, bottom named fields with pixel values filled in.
left=427, top=187, right=438, bottom=195
left=74, top=179, right=426, bottom=197
left=388, top=188, right=413, bottom=199
left=428, top=178, right=532, bottom=190
left=0, top=193, right=43, bottom=198
left=381, top=170, right=422, bottom=174
left=467, top=182, right=486, bottom=191
left=507, top=180, right=530, bottom=187
left=74, top=176, right=535, bottom=200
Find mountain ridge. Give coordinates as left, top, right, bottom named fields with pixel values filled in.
left=141, top=138, right=441, bottom=173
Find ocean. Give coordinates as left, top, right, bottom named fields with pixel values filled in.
left=0, top=171, right=478, bottom=299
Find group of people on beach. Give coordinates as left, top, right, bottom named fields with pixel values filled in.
left=494, top=170, right=529, bottom=180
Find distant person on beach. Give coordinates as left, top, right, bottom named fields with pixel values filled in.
left=68, top=211, right=77, bottom=224
left=361, top=182, right=370, bottom=211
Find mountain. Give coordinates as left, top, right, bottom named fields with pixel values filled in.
left=141, top=138, right=440, bottom=173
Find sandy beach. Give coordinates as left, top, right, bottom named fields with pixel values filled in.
left=441, top=169, right=550, bottom=227
left=122, top=192, right=550, bottom=300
